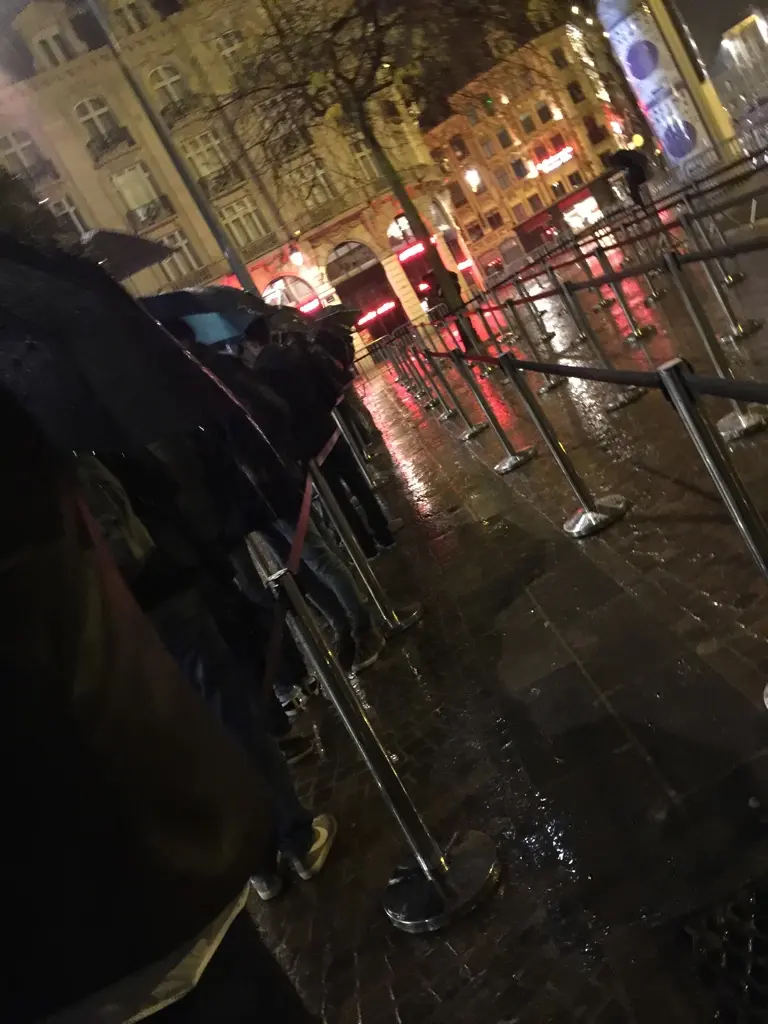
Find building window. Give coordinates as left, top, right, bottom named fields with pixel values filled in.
left=50, top=195, right=88, bottom=237
left=220, top=196, right=268, bottom=246
left=487, top=210, right=504, bottom=231
left=512, top=202, right=527, bottom=221
left=158, top=229, right=201, bottom=283
left=181, top=130, right=226, bottom=176
left=34, top=29, right=74, bottom=69
left=584, top=115, right=608, bottom=145
left=449, top=134, right=469, bottom=160
left=495, top=168, right=511, bottom=190
left=112, top=161, right=160, bottom=209
left=74, top=96, right=119, bottom=140
left=551, top=181, right=565, bottom=199
left=511, top=158, right=527, bottom=179
left=537, top=104, right=553, bottom=124
left=467, top=107, right=479, bottom=125
left=380, top=99, right=401, bottom=122
left=216, top=29, right=244, bottom=63
left=520, top=114, right=535, bottom=135
left=448, top=181, right=467, bottom=207
left=285, top=158, right=337, bottom=210
left=568, top=170, right=584, bottom=188
left=0, top=130, right=44, bottom=175
left=263, top=275, right=316, bottom=308
left=351, top=137, right=378, bottom=179
left=551, top=47, right=569, bottom=69
left=528, top=194, right=543, bottom=212
left=568, top=80, right=586, bottom=104
left=550, top=133, right=565, bottom=151
left=496, top=128, right=513, bottom=149
left=466, top=222, right=484, bottom=242
left=480, top=137, right=495, bottom=159
left=599, top=150, right=614, bottom=168
left=149, top=64, right=187, bottom=105
left=534, top=145, right=548, bottom=162
left=113, top=1, right=148, bottom=35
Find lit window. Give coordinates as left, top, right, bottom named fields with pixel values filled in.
left=34, top=29, right=74, bottom=69
left=159, top=229, right=201, bottom=283
left=220, top=196, right=268, bottom=246
left=75, top=96, right=119, bottom=140
left=50, top=195, right=88, bottom=237
left=113, top=1, right=148, bottom=35
left=534, top=145, right=548, bottom=162
left=149, top=64, right=187, bottom=106
left=112, top=161, right=159, bottom=210
left=181, top=130, right=227, bottom=177
left=551, top=133, right=565, bottom=151
left=263, top=275, right=316, bottom=308
left=216, top=29, right=244, bottom=63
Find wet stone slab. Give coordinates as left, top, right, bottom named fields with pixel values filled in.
left=253, top=367, right=768, bottom=1023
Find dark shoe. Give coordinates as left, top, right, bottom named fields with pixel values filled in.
left=251, top=873, right=284, bottom=901
left=287, top=814, right=337, bottom=881
left=278, top=733, right=315, bottom=766
left=279, top=685, right=309, bottom=718
left=352, top=627, right=385, bottom=673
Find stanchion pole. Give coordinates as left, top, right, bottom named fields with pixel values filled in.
left=685, top=198, right=746, bottom=287
left=593, top=246, right=656, bottom=344
left=450, top=351, right=536, bottom=475
left=389, top=340, right=408, bottom=385
left=546, top=266, right=588, bottom=351
left=423, top=351, right=489, bottom=441
left=678, top=213, right=762, bottom=342
left=247, top=553, right=501, bottom=932
left=496, top=291, right=564, bottom=394
left=557, top=278, right=647, bottom=412
left=308, top=458, right=422, bottom=633
left=623, top=223, right=667, bottom=305
left=663, top=251, right=766, bottom=442
left=658, top=360, right=768, bottom=580
left=574, top=246, right=614, bottom=311
left=499, top=353, right=629, bottom=537
left=515, top=274, right=555, bottom=344
left=406, top=342, right=441, bottom=410
left=398, top=341, right=425, bottom=396
left=413, top=347, right=457, bottom=421
left=332, top=409, right=385, bottom=491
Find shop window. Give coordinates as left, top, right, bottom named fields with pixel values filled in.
left=495, top=168, right=511, bottom=190
left=528, top=194, right=543, bottom=212
left=496, top=128, right=513, bottom=149
left=511, top=158, right=527, bottom=179
left=448, top=180, right=468, bottom=207
left=534, top=145, right=548, bottom=162
left=568, top=80, right=586, bottom=104
left=449, top=134, right=469, bottom=160
left=551, top=47, right=569, bottom=69
left=512, top=202, right=527, bottom=221
left=537, top=104, right=553, bottom=124
left=568, top=170, right=584, bottom=188
left=551, top=181, right=565, bottom=199
left=520, top=113, right=535, bottom=135
left=550, top=133, right=565, bottom=151
left=480, top=137, right=495, bottom=159
left=487, top=210, right=504, bottom=231
left=584, top=115, right=608, bottom=145
left=466, top=221, right=485, bottom=242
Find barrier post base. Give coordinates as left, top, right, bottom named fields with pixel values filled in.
left=644, top=289, right=666, bottom=307
left=461, top=423, right=490, bottom=441
left=626, top=325, right=656, bottom=344
left=383, top=830, right=501, bottom=934
left=724, top=272, right=746, bottom=288
left=594, top=297, right=615, bottom=312
left=717, top=409, right=768, bottom=443
left=439, top=408, right=458, bottom=422
left=423, top=398, right=438, bottom=410
left=727, top=319, right=764, bottom=343
left=495, top=447, right=536, bottom=475
left=606, top=386, right=647, bottom=412
left=384, top=602, right=423, bottom=634
left=538, top=376, right=566, bottom=395
left=564, top=495, right=629, bottom=538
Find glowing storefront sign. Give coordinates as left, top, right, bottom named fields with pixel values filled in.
left=398, top=242, right=426, bottom=262
left=536, top=146, right=574, bottom=174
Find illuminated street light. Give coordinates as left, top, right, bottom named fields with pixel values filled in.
left=464, top=167, right=482, bottom=191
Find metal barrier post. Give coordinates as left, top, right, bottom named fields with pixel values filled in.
left=594, top=246, right=656, bottom=344
left=413, top=346, right=457, bottom=421
left=249, top=555, right=500, bottom=932
left=500, top=293, right=565, bottom=394
left=679, top=213, right=762, bottom=342
left=658, top=360, right=768, bottom=580
left=332, top=409, right=385, bottom=491
left=557, top=278, right=647, bottom=412
left=390, top=341, right=410, bottom=385
left=499, top=353, right=629, bottom=537
left=423, top=351, right=489, bottom=441
left=686, top=198, right=746, bottom=286
left=407, top=342, right=441, bottom=410
left=663, top=251, right=766, bottom=442
left=308, top=458, right=422, bottom=633
left=450, top=351, right=536, bottom=475
left=546, top=266, right=588, bottom=350
left=574, top=247, right=615, bottom=311
left=515, top=274, right=555, bottom=344
left=624, top=222, right=667, bottom=306
left=398, top=341, right=426, bottom=396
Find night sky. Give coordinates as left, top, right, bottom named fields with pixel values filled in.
left=675, top=1, right=764, bottom=61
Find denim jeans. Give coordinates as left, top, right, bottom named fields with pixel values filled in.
left=150, top=590, right=314, bottom=859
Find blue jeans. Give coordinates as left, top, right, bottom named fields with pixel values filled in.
left=150, top=590, right=314, bottom=860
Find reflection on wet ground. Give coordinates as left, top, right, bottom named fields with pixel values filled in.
left=253, top=256, right=768, bottom=1023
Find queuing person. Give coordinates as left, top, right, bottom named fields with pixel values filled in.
left=2, top=386, right=320, bottom=1023
left=607, top=148, right=650, bottom=209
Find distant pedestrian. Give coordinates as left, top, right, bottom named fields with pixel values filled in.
left=607, top=149, right=650, bottom=209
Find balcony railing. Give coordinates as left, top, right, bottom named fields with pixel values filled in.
left=294, top=195, right=352, bottom=233
left=241, top=232, right=278, bottom=260
left=22, top=158, right=60, bottom=187
left=160, top=94, right=206, bottom=128
left=126, top=194, right=175, bottom=231
left=198, top=163, right=244, bottom=198
left=87, top=126, right=135, bottom=166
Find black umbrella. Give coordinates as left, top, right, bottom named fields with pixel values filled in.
left=80, top=229, right=175, bottom=281
left=141, top=286, right=272, bottom=345
left=0, top=235, right=237, bottom=451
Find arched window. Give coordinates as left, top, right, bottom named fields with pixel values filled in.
left=0, top=130, right=43, bottom=174
left=263, top=275, right=316, bottom=308
left=148, top=64, right=186, bottom=105
left=326, top=241, right=378, bottom=286
left=75, top=96, right=118, bottom=140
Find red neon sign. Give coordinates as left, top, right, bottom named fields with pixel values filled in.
left=418, top=282, right=430, bottom=292
left=536, top=145, right=574, bottom=174
left=457, top=258, right=474, bottom=271
left=398, top=242, right=426, bottom=263
left=358, top=311, right=377, bottom=326
left=299, top=298, right=321, bottom=314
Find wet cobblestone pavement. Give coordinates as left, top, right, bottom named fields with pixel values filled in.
left=251, top=248, right=768, bottom=1022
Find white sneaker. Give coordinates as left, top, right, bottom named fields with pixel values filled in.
left=288, top=813, right=338, bottom=881
left=250, top=873, right=284, bottom=901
